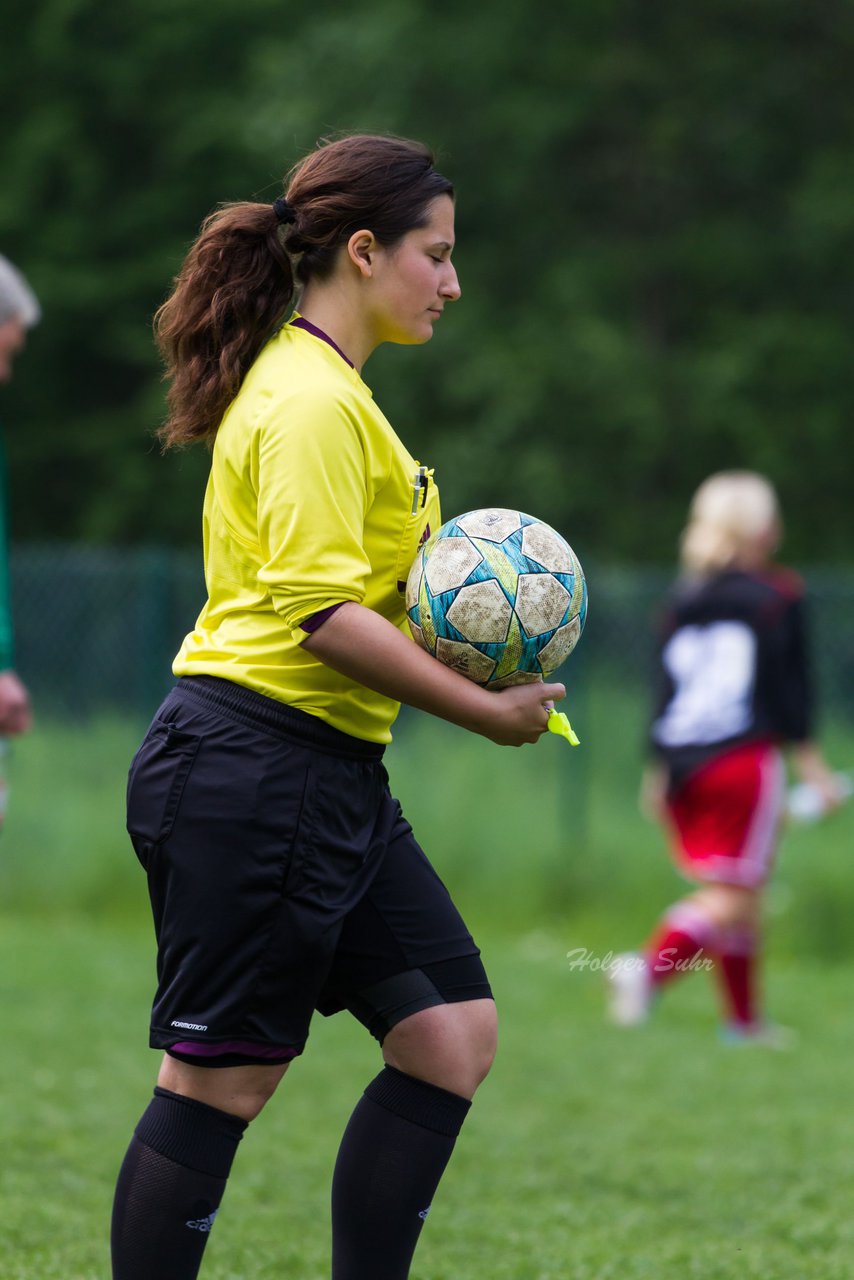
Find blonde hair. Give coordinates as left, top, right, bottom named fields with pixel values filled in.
left=679, top=471, right=781, bottom=575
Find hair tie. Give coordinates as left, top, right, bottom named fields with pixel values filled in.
left=272, top=197, right=297, bottom=225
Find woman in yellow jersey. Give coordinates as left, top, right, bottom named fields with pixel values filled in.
left=111, top=134, right=565, bottom=1280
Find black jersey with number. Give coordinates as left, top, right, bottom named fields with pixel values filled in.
left=649, top=567, right=812, bottom=787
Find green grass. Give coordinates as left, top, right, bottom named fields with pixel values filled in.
left=0, top=715, right=145, bottom=919
left=3, top=684, right=854, bottom=945
left=386, top=685, right=854, bottom=960
left=2, top=694, right=854, bottom=1276
left=3, top=917, right=854, bottom=1278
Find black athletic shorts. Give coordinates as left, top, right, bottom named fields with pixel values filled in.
left=126, top=675, right=491, bottom=1067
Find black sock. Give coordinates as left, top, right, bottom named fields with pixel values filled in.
left=111, top=1087, right=247, bottom=1280
left=331, top=1066, right=472, bottom=1280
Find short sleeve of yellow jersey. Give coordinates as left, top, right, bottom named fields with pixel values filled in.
left=253, top=388, right=388, bottom=639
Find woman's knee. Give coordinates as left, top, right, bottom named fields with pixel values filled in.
left=382, top=998, right=498, bottom=1099
left=156, top=1056, right=290, bottom=1122
left=448, top=998, right=498, bottom=1085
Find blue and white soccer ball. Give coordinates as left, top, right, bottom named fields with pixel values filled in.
left=405, top=508, right=587, bottom=688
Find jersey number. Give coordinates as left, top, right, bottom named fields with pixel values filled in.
left=653, top=621, right=756, bottom=747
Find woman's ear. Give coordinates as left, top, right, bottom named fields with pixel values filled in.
left=347, top=230, right=377, bottom=278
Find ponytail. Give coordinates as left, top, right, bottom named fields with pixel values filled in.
left=155, top=202, right=294, bottom=449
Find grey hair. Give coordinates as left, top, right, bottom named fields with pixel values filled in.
left=0, top=255, right=41, bottom=327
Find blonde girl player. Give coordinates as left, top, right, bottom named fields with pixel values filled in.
left=607, top=471, right=842, bottom=1043
left=110, top=134, right=565, bottom=1280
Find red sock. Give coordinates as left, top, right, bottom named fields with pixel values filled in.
left=716, top=925, right=759, bottom=1027
left=645, top=903, right=719, bottom=989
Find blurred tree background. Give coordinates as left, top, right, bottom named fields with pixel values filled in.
left=2, top=0, right=854, bottom=563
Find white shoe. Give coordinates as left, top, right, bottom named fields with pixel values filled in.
left=606, top=952, right=651, bottom=1026
left=719, top=1021, right=797, bottom=1050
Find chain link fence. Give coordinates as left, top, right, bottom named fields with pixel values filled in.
left=10, top=544, right=854, bottom=725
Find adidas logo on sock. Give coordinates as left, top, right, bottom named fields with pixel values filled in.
left=186, top=1209, right=219, bottom=1233
left=418, top=1206, right=431, bottom=1221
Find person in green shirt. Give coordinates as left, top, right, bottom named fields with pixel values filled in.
left=0, top=254, right=40, bottom=738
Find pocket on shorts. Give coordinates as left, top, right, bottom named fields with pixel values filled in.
left=126, top=720, right=201, bottom=867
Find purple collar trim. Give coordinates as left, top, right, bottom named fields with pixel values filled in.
left=291, top=316, right=354, bottom=368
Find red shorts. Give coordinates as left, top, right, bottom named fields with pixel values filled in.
left=665, top=742, right=785, bottom=888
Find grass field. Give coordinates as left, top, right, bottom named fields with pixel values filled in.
left=4, top=919, right=854, bottom=1279
left=2, top=689, right=854, bottom=1277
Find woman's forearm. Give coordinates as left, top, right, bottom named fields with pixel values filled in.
left=302, top=601, right=563, bottom=746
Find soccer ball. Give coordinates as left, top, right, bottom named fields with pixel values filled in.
left=405, top=508, right=587, bottom=688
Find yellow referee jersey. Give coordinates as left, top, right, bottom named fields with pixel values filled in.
left=173, top=319, right=440, bottom=743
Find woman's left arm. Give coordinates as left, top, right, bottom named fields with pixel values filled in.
left=303, top=600, right=565, bottom=747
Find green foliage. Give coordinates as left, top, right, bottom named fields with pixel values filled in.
left=4, top=2, right=854, bottom=559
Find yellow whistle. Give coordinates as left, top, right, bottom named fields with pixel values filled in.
left=547, top=708, right=580, bottom=747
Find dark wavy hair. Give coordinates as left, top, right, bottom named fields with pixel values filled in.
left=154, top=134, right=454, bottom=449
